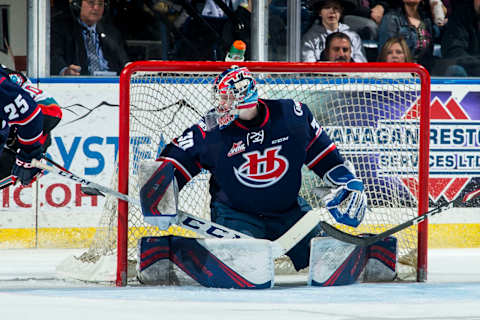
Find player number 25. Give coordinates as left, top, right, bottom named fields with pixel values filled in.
left=4, top=94, right=29, bottom=120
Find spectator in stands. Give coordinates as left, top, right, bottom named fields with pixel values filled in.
left=174, top=0, right=240, bottom=60
left=219, top=0, right=288, bottom=61
left=51, top=0, right=128, bottom=76
left=441, top=0, right=480, bottom=76
left=319, top=31, right=354, bottom=62
left=378, top=0, right=436, bottom=71
left=342, top=0, right=395, bottom=41
left=302, top=0, right=367, bottom=62
left=377, top=36, right=413, bottom=62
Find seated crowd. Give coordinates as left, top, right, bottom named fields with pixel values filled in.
left=49, top=0, right=480, bottom=77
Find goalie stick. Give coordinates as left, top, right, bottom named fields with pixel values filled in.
left=31, top=159, right=327, bottom=259
left=319, top=188, right=480, bottom=247
left=0, top=157, right=75, bottom=191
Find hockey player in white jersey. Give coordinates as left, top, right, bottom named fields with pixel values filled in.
left=139, top=65, right=368, bottom=273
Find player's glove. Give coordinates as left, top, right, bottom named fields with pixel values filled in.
left=323, top=162, right=367, bottom=228
left=12, top=147, right=44, bottom=186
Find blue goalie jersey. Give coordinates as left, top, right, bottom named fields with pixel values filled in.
left=160, top=99, right=344, bottom=215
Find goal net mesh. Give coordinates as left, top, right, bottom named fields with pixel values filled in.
left=57, top=65, right=428, bottom=283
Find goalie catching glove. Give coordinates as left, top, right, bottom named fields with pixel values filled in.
left=139, top=160, right=179, bottom=230
left=323, top=162, right=367, bottom=227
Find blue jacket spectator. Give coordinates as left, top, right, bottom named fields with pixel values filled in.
left=378, top=2, right=436, bottom=71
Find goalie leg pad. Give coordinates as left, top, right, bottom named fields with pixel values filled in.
left=360, top=236, right=397, bottom=282
left=137, top=236, right=274, bottom=289
left=139, top=160, right=178, bottom=230
left=308, top=237, right=367, bottom=286
left=308, top=236, right=397, bottom=286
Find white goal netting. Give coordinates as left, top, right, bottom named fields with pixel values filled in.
left=57, top=62, right=430, bottom=285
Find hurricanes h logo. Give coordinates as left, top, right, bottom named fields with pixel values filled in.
left=233, top=146, right=289, bottom=188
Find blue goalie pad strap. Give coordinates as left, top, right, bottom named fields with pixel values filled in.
left=138, top=236, right=273, bottom=289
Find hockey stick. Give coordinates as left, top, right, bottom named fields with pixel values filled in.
left=319, top=189, right=480, bottom=247
left=0, top=147, right=75, bottom=190
left=0, top=147, right=49, bottom=190
left=0, top=147, right=41, bottom=190
left=31, top=159, right=247, bottom=238
left=31, top=159, right=328, bottom=258
left=0, top=175, right=17, bottom=190
left=41, top=156, right=99, bottom=195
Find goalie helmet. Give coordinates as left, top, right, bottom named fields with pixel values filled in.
left=0, top=64, right=28, bottom=88
left=211, top=66, right=258, bottom=130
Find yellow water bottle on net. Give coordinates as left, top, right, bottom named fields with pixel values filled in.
left=225, top=40, right=246, bottom=62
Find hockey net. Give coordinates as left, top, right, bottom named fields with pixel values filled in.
left=57, top=61, right=430, bottom=286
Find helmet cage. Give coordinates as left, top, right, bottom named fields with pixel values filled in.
left=212, top=66, right=258, bottom=129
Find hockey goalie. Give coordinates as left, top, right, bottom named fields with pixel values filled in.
left=137, top=66, right=397, bottom=288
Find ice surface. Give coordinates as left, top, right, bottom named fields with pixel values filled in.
left=0, top=248, right=479, bottom=320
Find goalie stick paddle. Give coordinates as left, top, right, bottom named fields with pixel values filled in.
left=31, top=159, right=328, bottom=258
left=319, top=189, right=480, bottom=247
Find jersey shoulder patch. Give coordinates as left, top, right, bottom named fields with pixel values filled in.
left=260, top=98, right=308, bottom=129
left=271, top=98, right=305, bottom=118
left=293, top=100, right=304, bottom=117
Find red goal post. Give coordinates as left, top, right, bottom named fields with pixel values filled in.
left=118, top=61, right=431, bottom=286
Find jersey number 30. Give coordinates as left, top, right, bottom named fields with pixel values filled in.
left=177, top=131, right=194, bottom=150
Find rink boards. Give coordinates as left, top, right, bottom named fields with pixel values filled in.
left=0, top=77, right=479, bottom=249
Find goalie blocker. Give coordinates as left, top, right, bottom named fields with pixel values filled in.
left=139, top=160, right=179, bottom=230
left=137, top=235, right=397, bottom=288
